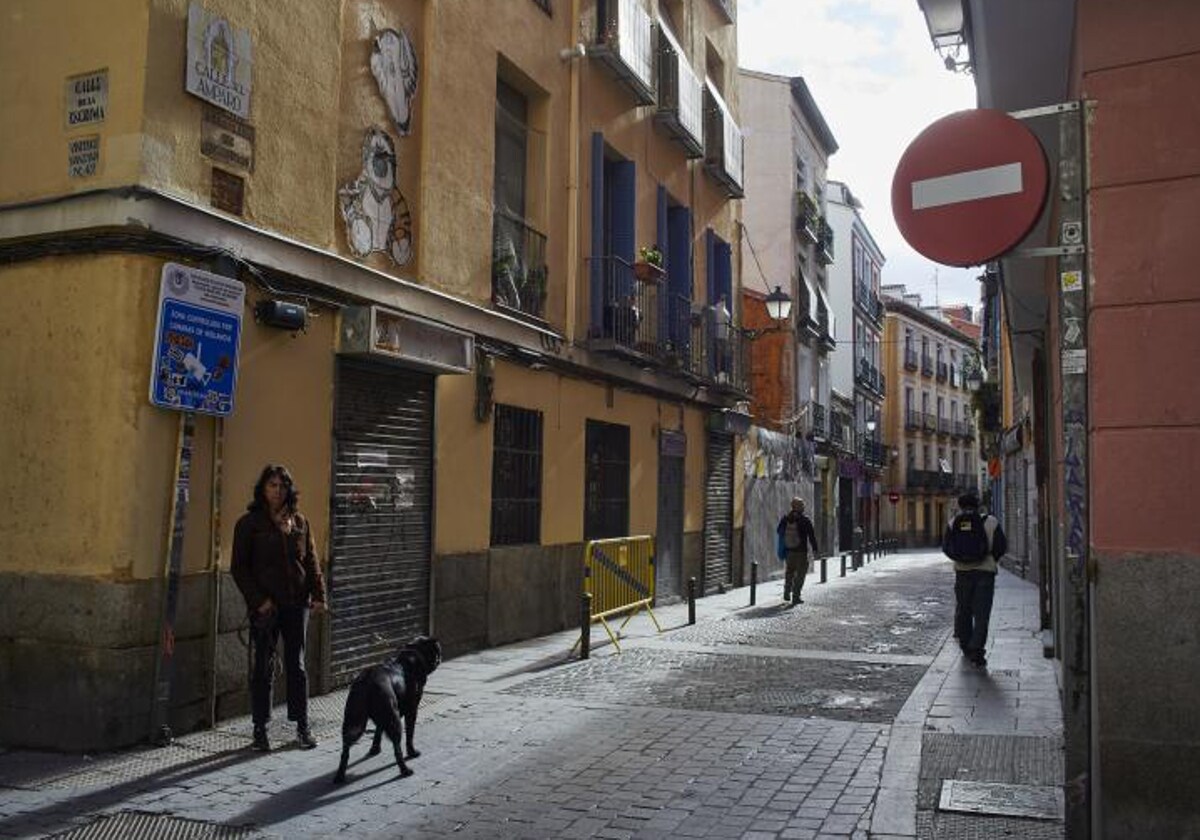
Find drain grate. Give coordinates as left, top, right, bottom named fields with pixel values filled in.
left=47, top=811, right=257, bottom=839
left=939, top=780, right=1064, bottom=820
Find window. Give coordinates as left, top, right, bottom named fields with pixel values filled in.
left=491, top=405, right=544, bottom=545
left=922, top=444, right=930, bottom=468
left=493, top=78, right=548, bottom=318
left=906, top=443, right=915, bottom=467
left=937, top=396, right=944, bottom=420
left=584, top=420, right=630, bottom=540
left=951, top=400, right=958, bottom=422
left=922, top=392, right=930, bottom=415
left=905, top=387, right=913, bottom=415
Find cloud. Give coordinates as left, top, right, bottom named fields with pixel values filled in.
left=738, top=0, right=982, bottom=304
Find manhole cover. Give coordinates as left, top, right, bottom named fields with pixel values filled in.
left=47, top=811, right=257, bottom=839
left=938, top=780, right=1063, bottom=820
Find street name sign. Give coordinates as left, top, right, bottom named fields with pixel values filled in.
left=150, top=263, right=245, bottom=416
left=892, top=109, right=1048, bottom=267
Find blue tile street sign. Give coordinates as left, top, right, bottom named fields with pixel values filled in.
left=150, top=263, right=245, bottom=416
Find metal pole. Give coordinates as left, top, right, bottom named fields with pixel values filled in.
left=820, top=556, right=827, bottom=584
left=840, top=553, right=847, bottom=577
left=579, top=592, right=592, bottom=660
left=150, top=410, right=196, bottom=746
left=749, top=561, right=758, bottom=606
left=206, top=416, right=224, bottom=729
left=687, top=577, right=696, bottom=625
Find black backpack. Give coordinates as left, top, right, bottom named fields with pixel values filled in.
left=945, top=513, right=990, bottom=564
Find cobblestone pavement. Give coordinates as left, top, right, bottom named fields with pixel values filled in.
left=0, top=550, right=1062, bottom=839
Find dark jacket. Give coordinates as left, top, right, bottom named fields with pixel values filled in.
left=231, top=509, right=326, bottom=612
left=776, top=511, right=819, bottom=555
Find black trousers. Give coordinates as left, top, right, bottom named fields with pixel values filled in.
left=250, top=604, right=309, bottom=727
left=783, top=551, right=810, bottom=603
left=954, top=570, right=996, bottom=656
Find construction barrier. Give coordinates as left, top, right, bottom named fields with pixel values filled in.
left=575, top=535, right=662, bottom=653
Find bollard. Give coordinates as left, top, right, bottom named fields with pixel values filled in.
left=579, top=592, right=592, bottom=660
left=840, top=553, right=847, bottom=577
left=820, top=555, right=827, bottom=584
left=852, top=526, right=863, bottom=570
left=750, top=561, right=758, bottom=606
left=687, top=577, right=697, bottom=625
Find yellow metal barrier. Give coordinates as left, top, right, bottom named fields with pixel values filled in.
left=576, top=535, right=662, bottom=652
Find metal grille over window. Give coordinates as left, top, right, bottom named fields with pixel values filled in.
left=491, top=404, right=544, bottom=546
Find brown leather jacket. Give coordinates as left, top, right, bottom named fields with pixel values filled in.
left=231, top=509, right=327, bottom=612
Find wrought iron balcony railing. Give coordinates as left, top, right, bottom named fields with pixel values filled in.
left=589, top=255, right=663, bottom=359
left=796, top=192, right=820, bottom=245
left=816, top=217, right=835, bottom=265
left=592, top=0, right=655, bottom=105
left=905, top=408, right=922, bottom=430
left=654, top=22, right=704, bottom=157
left=923, top=412, right=937, bottom=433
left=809, top=401, right=827, bottom=439
left=937, top=416, right=951, bottom=436
left=492, top=209, right=549, bottom=320
left=921, top=354, right=934, bottom=377
left=703, top=80, right=744, bottom=198
left=936, top=361, right=949, bottom=382
left=904, top=347, right=919, bottom=371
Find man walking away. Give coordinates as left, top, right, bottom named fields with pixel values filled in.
left=942, top=491, right=1007, bottom=667
left=777, top=497, right=819, bottom=606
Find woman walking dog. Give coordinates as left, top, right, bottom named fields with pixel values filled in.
left=231, top=464, right=327, bottom=752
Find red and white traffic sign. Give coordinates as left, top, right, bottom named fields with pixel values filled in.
left=892, top=109, right=1048, bottom=267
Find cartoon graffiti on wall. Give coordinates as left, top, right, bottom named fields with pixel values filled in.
left=338, top=128, right=413, bottom=265
left=371, top=28, right=419, bottom=136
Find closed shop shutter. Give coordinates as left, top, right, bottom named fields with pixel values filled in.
left=329, top=359, right=433, bottom=687
left=703, top=431, right=733, bottom=594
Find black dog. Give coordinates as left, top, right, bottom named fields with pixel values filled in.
left=332, top=635, right=442, bottom=784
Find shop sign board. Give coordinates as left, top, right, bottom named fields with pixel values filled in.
left=150, top=263, right=245, bottom=416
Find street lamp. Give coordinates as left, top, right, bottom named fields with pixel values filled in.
left=726, top=285, right=794, bottom=341
left=965, top=369, right=983, bottom=392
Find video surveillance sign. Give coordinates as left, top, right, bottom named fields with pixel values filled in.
left=150, top=263, right=245, bottom=416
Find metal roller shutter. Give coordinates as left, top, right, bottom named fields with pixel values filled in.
left=703, top=431, right=733, bottom=594
left=329, top=359, right=433, bottom=687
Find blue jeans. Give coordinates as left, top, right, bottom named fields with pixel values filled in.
left=250, top=604, right=309, bottom=727
left=954, top=570, right=996, bottom=657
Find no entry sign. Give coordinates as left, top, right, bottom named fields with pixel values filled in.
left=892, top=109, right=1048, bottom=267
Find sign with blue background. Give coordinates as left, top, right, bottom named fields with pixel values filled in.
left=150, top=263, right=245, bottom=416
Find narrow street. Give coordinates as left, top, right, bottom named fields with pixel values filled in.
left=0, top=550, right=1062, bottom=840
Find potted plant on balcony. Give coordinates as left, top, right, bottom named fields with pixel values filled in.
left=633, top=244, right=664, bottom=282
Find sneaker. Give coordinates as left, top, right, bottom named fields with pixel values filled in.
left=252, top=726, right=270, bottom=752
left=969, top=652, right=988, bottom=668
left=296, top=726, right=318, bottom=750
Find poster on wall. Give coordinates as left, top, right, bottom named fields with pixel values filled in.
left=185, top=2, right=253, bottom=119
left=149, top=263, right=245, bottom=416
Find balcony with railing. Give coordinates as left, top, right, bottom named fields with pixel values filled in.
left=937, top=415, right=951, bottom=437
left=703, top=80, right=744, bottom=197
left=592, top=0, right=655, bottom=105
left=589, top=255, right=664, bottom=361
left=860, top=438, right=887, bottom=469
left=906, top=469, right=935, bottom=491
left=963, top=420, right=976, bottom=439
left=936, top=361, right=949, bottom=382
left=949, top=364, right=960, bottom=389
left=809, top=401, right=827, bottom=439
left=816, top=217, right=835, bottom=265
left=921, top=354, right=934, bottom=377
left=922, top=412, right=937, bottom=433
left=829, top=411, right=854, bottom=453
left=654, top=22, right=704, bottom=158
left=817, top=301, right=835, bottom=351
left=492, top=208, right=549, bottom=321
left=877, top=370, right=886, bottom=396
left=904, top=346, right=919, bottom=371
left=905, top=408, right=922, bottom=430
left=796, top=191, right=820, bottom=245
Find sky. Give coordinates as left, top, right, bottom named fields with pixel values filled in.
left=737, top=0, right=982, bottom=309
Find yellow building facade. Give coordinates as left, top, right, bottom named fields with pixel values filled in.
left=0, top=0, right=749, bottom=750
left=880, top=299, right=979, bottom=546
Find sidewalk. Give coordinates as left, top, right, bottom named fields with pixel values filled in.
left=0, top=551, right=1063, bottom=839
left=872, top=566, right=1065, bottom=839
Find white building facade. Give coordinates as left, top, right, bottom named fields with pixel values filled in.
left=825, top=181, right=887, bottom=546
